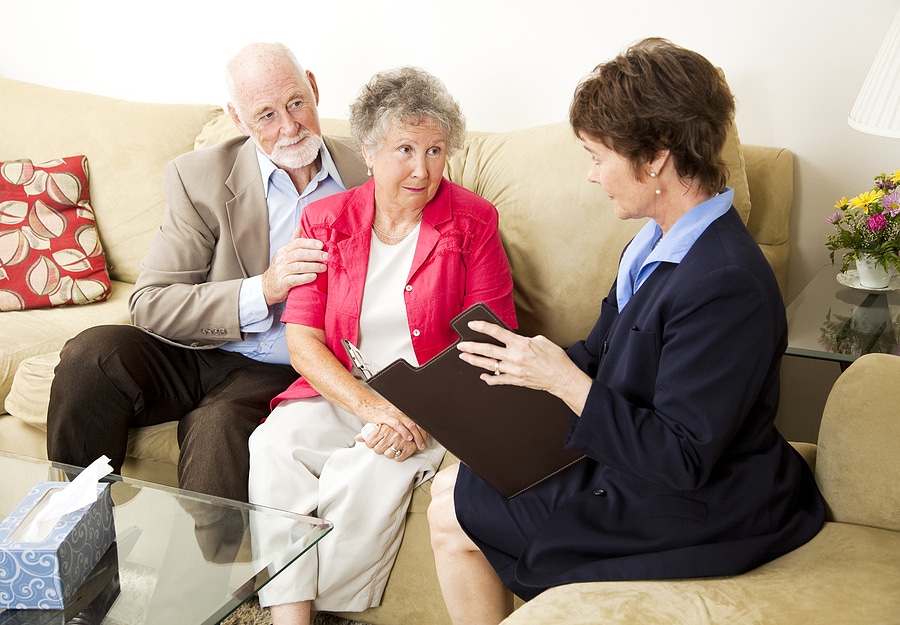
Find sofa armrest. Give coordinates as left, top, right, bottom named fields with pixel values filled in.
left=789, top=441, right=817, bottom=473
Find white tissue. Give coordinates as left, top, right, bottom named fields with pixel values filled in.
left=22, top=455, right=113, bottom=542
left=359, top=422, right=379, bottom=443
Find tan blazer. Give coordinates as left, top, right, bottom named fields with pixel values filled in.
left=129, top=136, right=368, bottom=347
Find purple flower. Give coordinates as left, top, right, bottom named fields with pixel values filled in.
left=882, top=191, right=900, bottom=216
left=868, top=213, right=887, bottom=231
left=826, top=211, right=843, bottom=224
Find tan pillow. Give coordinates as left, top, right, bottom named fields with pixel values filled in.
left=193, top=113, right=243, bottom=150
left=446, top=120, right=750, bottom=348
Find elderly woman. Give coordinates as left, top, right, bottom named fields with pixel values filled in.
left=427, top=39, right=825, bottom=624
left=248, top=67, right=516, bottom=625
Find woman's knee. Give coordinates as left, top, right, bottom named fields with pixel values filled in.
left=247, top=418, right=282, bottom=459
left=428, top=464, right=462, bottom=542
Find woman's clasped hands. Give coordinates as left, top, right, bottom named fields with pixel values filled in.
left=356, top=401, right=427, bottom=462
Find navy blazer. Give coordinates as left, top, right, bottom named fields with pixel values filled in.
left=456, top=207, right=825, bottom=600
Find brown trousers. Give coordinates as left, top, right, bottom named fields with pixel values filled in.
left=46, top=324, right=297, bottom=503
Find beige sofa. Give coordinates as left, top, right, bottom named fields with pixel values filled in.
left=1, top=76, right=801, bottom=624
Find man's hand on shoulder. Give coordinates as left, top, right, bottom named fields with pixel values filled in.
left=262, top=229, right=327, bottom=305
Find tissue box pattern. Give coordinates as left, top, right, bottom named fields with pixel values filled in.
left=0, top=482, right=115, bottom=610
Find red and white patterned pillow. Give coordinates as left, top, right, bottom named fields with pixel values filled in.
left=0, top=156, right=111, bottom=311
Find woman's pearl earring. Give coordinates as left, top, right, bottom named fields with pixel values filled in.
left=650, top=172, right=661, bottom=195
left=367, top=168, right=372, bottom=176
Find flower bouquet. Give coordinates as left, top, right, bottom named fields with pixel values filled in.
left=826, top=170, right=900, bottom=274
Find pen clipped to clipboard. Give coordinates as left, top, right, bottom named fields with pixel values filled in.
left=342, top=338, right=375, bottom=381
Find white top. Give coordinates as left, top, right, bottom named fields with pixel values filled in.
left=358, top=225, right=422, bottom=371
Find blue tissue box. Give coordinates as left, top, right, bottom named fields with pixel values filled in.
left=0, top=481, right=115, bottom=609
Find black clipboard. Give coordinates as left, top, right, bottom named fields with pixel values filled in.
left=358, top=303, right=585, bottom=498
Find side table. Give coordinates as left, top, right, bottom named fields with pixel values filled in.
left=786, top=264, right=900, bottom=364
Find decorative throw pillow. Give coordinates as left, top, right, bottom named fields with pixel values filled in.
left=0, top=156, right=111, bottom=311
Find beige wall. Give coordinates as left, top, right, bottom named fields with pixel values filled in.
left=2, top=0, right=895, bottom=440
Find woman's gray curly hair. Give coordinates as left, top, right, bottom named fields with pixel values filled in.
left=350, top=66, right=466, bottom=157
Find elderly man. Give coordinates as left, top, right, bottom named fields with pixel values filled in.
left=46, top=42, right=369, bottom=505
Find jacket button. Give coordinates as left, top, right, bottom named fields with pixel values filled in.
left=593, top=489, right=607, bottom=497
left=405, top=284, right=413, bottom=292
left=412, top=329, right=421, bottom=337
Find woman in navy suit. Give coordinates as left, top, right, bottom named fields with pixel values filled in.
left=427, top=38, right=825, bottom=624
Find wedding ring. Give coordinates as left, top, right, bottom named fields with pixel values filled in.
left=390, top=446, right=401, bottom=457
left=494, top=361, right=501, bottom=376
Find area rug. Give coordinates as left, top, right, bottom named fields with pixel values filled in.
left=221, top=596, right=368, bottom=625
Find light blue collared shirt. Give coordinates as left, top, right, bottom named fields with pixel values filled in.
left=219, top=143, right=346, bottom=364
left=615, top=188, right=735, bottom=310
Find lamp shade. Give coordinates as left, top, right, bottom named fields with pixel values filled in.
left=848, top=8, right=900, bottom=138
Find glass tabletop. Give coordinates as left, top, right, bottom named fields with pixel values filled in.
left=0, top=451, right=331, bottom=625
left=786, top=264, right=900, bottom=363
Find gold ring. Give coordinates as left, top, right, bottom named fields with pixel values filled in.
left=494, top=361, right=501, bottom=376
left=390, top=446, right=401, bottom=457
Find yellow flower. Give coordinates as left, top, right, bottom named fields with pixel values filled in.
left=891, top=170, right=900, bottom=184
left=834, top=196, right=849, bottom=209
left=848, top=189, right=884, bottom=213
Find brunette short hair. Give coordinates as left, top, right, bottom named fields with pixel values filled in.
left=569, top=38, right=735, bottom=195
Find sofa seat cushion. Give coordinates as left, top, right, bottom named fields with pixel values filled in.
left=0, top=279, right=132, bottom=408
left=0, top=156, right=111, bottom=311
left=499, top=521, right=900, bottom=625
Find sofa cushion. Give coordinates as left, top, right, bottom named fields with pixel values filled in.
left=0, top=78, right=223, bottom=285
left=816, top=353, right=900, bottom=531
left=499, top=522, right=900, bottom=625
left=4, top=351, right=60, bottom=430
left=0, top=156, right=111, bottom=310
left=446, top=120, right=751, bottom=347
left=0, top=280, right=132, bottom=408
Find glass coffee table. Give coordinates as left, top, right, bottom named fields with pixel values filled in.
left=786, top=264, right=900, bottom=364
left=0, top=451, right=331, bottom=624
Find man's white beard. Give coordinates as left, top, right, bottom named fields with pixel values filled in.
left=259, top=131, right=323, bottom=170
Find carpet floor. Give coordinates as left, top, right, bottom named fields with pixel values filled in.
left=221, top=596, right=368, bottom=625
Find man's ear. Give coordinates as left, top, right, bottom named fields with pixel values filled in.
left=227, top=103, right=250, bottom=137
left=306, top=70, right=320, bottom=106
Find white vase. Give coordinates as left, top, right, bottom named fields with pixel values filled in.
left=856, top=253, right=891, bottom=288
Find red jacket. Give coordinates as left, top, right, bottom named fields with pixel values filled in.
left=272, top=177, right=516, bottom=407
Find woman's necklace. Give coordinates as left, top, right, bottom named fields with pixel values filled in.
left=372, top=220, right=419, bottom=241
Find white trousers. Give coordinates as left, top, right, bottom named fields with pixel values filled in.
left=248, top=395, right=445, bottom=612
